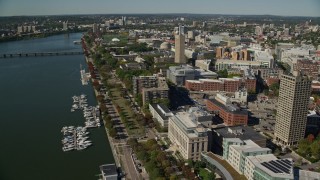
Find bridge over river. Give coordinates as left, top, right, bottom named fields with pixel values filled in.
left=0, top=51, right=83, bottom=58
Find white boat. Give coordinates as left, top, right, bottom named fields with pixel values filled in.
left=62, top=147, right=74, bottom=152
left=72, top=104, right=79, bottom=108
left=83, top=143, right=92, bottom=147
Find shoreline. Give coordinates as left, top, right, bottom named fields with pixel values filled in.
left=0, top=30, right=86, bottom=43
left=84, top=55, right=121, bottom=167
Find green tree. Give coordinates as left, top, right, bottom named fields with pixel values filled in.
left=109, top=128, right=117, bottom=138
left=157, top=151, right=167, bottom=162
left=170, top=175, right=178, bottom=180
left=310, top=141, right=320, bottom=159
left=295, top=158, right=302, bottom=167
left=135, top=93, right=143, bottom=107
left=137, top=150, right=149, bottom=162
left=187, top=159, right=194, bottom=167
left=274, top=148, right=281, bottom=156
left=161, top=160, right=171, bottom=169
left=127, top=138, right=138, bottom=148
left=207, top=172, right=216, bottom=180
left=298, top=139, right=310, bottom=156
left=217, top=69, right=228, bottom=78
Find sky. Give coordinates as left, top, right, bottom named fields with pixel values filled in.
left=0, top=0, right=319, bottom=17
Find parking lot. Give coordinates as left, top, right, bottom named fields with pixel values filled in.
left=248, top=95, right=278, bottom=133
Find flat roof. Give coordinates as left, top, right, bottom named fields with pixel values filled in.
left=224, top=138, right=243, bottom=144
left=99, top=164, right=118, bottom=177
left=150, top=104, right=171, bottom=120
left=199, top=79, right=223, bottom=83
left=213, top=125, right=266, bottom=142
left=208, top=99, right=248, bottom=116
left=171, top=110, right=210, bottom=138
left=176, top=111, right=197, bottom=129
left=299, top=170, right=320, bottom=179
left=247, top=155, right=294, bottom=179
left=186, top=80, right=201, bottom=83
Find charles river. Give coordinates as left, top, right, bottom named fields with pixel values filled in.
left=0, top=33, right=114, bottom=180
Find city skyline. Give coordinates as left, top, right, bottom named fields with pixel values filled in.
left=0, top=0, right=320, bottom=17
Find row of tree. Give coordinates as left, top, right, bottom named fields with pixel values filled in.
left=297, top=133, right=320, bottom=162
left=128, top=138, right=180, bottom=179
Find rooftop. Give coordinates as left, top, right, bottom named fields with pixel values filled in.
left=213, top=125, right=266, bottom=142
left=171, top=109, right=211, bottom=138
left=299, top=170, right=320, bottom=179
left=247, top=154, right=294, bottom=179
left=207, top=98, right=248, bottom=116
left=150, top=103, right=172, bottom=120
left=231, top=139, right=266, bottom=152
left=99, top=164, right=118, bottom=177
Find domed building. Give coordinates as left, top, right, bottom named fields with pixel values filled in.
left=111, top=38, right=120, bottom=42
left=160, top=42, right=171, bottom=50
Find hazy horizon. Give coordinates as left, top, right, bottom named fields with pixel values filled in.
left=0, top=0, right=320, bottom=17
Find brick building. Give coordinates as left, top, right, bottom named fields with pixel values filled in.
left=206, top=94, right=248, bottom=126
left=185, top=79, right=224, bottom=91
left=294, top=60, right=320, bottom=80
left=185, top=77, right=256, bottom=93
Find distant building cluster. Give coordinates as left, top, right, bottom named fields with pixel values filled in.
left=215, top=44, right=274, bottom=70
left=17, top=25, right=37, bottom=34
left=277, top=44, right=320, bottom=80
left=166, top=65, right=217, bottom=86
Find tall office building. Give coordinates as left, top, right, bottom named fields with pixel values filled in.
left=192, top=21, right=197, bottom=27
left=274, top=73, right=311, bottom=146
left=255, top=26, right=263, bottom=36
left=92, top=23, right=98, bottom=33
left=17, top=26, right=23, bottom=34
left=174, top=26, right=186, bottom=64
left=270, top=23, right=274, bottom=29
left=63, top=21, right=68, bottom=31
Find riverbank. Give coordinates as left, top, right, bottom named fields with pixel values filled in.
left=82, top=38, right=143, bottom=179
left=0, top=29, right=86, bottom=43
left=85, top=55, right=121, bottom=166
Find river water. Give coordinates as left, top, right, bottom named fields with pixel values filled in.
left=0, top=33, right=114, bottom=180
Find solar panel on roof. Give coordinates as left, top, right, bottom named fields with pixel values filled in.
left=277, top=160, right=291, bottom=169
left=269, top=160, right=290, bottom=174
left=261, top=162, right=282, bottom=173
left=281, top=160, right=292, bottom=167
left=268, top=161, right=285, bottom=173
left=283, top=159, right=292, bottom=166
